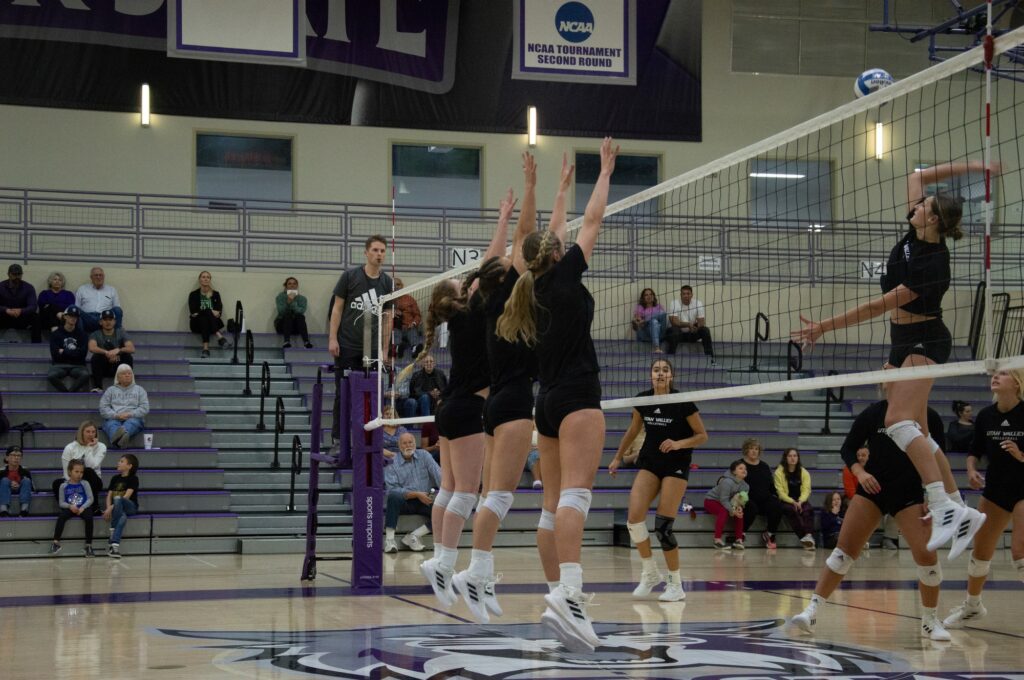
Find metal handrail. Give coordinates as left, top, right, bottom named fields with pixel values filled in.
left=271, top=396, right=286, bottom=469
left=821, top=370, right=845, bottom=435
left=242, top=330, right=255, bottom=395
left=231, top=301, right=243, bottom=365
left=256, top=361, right=271, bottom=431
left=288, top=434, right=303, bottom=512
left=784, top=340, right=803, bottom=402
left=750, top=312, right=770, bottom=372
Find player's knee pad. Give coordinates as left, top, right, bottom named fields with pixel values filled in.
left=1013, top=557, right=1024, bottom=582
left=967, top=557, right=991, bottom=578
left=925, top=436, right=940, bottom=455
left=917, top=562, right=942, bottom=587
left=826, top=548, right=855, bottom=575
left=557, top=487, right=592, bottom=519
left=482, top=491, right=514, bottom=522
left=475, top=495, right=486, bottom=514
left=434, top=488, right=453, bottom=509
left=446, top=491, right=477, bottom=520
left=885, top=420, right=923, bottom=452
left=537, top=509, right=555, bottom=531
left=654, top=514, right=678, bottom=551
left=626, top=521, right=649, bottom=545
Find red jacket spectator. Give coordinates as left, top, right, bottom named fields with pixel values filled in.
left=395, top=294, right=421, bottom=330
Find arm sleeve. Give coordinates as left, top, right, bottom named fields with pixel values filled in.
left=798, top=468, right=812, bottom=504
left=332, top=270, right=352, bottom=299
left=61, top=445, right=73, bottom=479
left=76, top=286, right=86, bottom=308
left=49, top=333, right=62, bottom=362
left=561, top=245, right=588, bottom=279
left=695, top=302, right=706, bottom=320
left=926, top=409, right=946, bottom=451
left=773, top=467, right=794, bottom=503
left=57, top=482, right=70, bottom=509
left=840, top=408, right=875, bottom=468
left=133, top=388, right=150, bottom=418
left=81, top=483, right=94, bottom=509
left=99, top=389, right=116, bottom=419
left=668, top=299, right=680, bottom=316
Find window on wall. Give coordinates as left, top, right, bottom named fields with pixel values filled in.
left=749, top=159, right=832, bottom=229
left=574, top=153, right=660, bottom=216
left=392, top=144, right=482, bottom=214
left=195, top=134, right=293, bottom=207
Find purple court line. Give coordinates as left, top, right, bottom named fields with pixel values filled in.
left=318, top=566, right=474, bottom=623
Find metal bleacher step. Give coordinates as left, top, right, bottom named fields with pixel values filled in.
left=2, top=536, right=241, bottom=558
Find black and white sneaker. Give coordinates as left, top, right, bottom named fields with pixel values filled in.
left=419, top=558, right=456, bottom=608
left=84, top=546, right=95, bottom=558
left=542, top=585, right=600, bottom=652
left=947, top=507, right=986, bottom=561
left=453, top=570, right=490, bottom=624
left=926, top=501, right=968, bottom=552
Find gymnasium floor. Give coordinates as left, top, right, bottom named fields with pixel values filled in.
left=2, top=546, right=1021, bottom=679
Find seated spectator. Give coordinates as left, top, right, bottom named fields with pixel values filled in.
left=774, top=447, right=816, bottom=549
left=99, top=364, right=149, bottom=449
left=0, top=263, right=40, bottom=342
left=0, top=445, right=33, bottom=516
left=630, top=287, right=666, bottom=353
left=50, top=459, right=95, bottom=557
left=383, top=432, right=441, bottom=553
left=381, top=405, right=408, bottom=462
left=843, top=447, right=868, bottom=499
left=947, top=400, right=974, bottom=453
left=524, top=448, right=542, bottom=489
left=392, top=277, right=424, bottom=359
left=37, top=271, right=75, bottom=336
left=88, top=310, right=135, bottom=392
left=75, top=267, right=122, bottom=332
left=409, top=355, right=447, bottom=416
left=704, top=460, right=749, bottom=549
left=48, top=306, right=90, bottom=393
left=665, top=285, right=716, bottom=364
left=55, top=420, right=106, bottom=504
left=275, top=276, right=313, bottom=349
left=188, top=271, right=229, bottom=358
left=420, top=421, right=440, bottom=463
left=382, top=358, right=416, bottom=418
left=820, top=490, right=845, bottom=549
left=102, top=453, right=139, bottom=559
left=739, top=437, right=783, bottom=548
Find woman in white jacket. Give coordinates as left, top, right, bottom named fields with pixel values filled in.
left=54, top=420, right=106, bottom=503
left=99, top=364, right=150, bottom=448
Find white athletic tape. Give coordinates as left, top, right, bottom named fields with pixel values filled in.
left=537, top=509, right=555, bottom=531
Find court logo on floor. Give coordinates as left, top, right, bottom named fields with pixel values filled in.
left=158, top=618, right=926, bottom=678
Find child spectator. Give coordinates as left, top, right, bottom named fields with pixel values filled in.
left=99, top=364, right=149, bottom=448
left=703, top=460, right=749, bottom=550
left=51, top=459, right=95, bottom=556
left=774, top=447, right=816, bottom=549
left=56, top=420, right=106, bottom=504
left=0, top=445, right=33, bottom=516
left=820, top=490, right=846, bottom=549
left=103, top=453, right=139, bottom=558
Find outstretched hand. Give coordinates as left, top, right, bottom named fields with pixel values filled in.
left=558, top=152, right=575, bottom=192
left=522, top=151, right=537, bottom=187
left=498, top=187, right=517, bottom=224
left=599, top=136, right=619, bottom=176
left=791, top=314, right=823, bottom=351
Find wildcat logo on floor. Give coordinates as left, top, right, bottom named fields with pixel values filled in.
left=158, top=619, right=923, bottom=679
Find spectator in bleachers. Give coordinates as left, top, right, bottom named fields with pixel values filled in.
left=37, top=271, right=75, bottom=336
left=409, top=355, right=447, bottom=416
left=739, top=437, right=783, bottom=549
left=774, top=447, right=816, bottom=549
left=631, top=288, right=667, bottom=353
left=188, top=270, right=229, bottom=358
left=524, top=448, right=542, bottom=489
left=88, top=309, right=135, bottom=392
left=76, top=267, right=123, bottom=332
left=392, top=277, right=424, bottom=360
left=274, top=276, right=313, bottom=349
left=0, top=263, right=40, bottom=342
left=420, top=421, right=440, bottom=463
left=50, top=459, right=95, bottom=557
left=381, top=405, right=408, bottom=462
left=947, top=400, right=975, bottom=453
left=665, top=285, right=716, bottom=364
left=382, top=357, right=416, bottom=418
left=47, top=306, right=90, bottom=393
left=384, top=431, right=441, bottom=553
left=704, top=459, right=749, bottom=549
left=99, top=364, right=149, bottom=449
left=843, top=447, right=868, bottom=499
left=0, top=445, right=33, bottom=517
left=102, top=453, right=139, bottom=559
left=820, top=491, right=846, bottom=549
left=56, top=420, right=106, bottom=504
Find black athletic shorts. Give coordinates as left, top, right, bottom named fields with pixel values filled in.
left=888, top=318, right=952, bottom=368
left=483, top=378, right=534, bottom=436
left=637, top=451, right=692, bottom=481
left=534, top=375, right=602, bottom=438
left=856, top=470, right=924, bottom=517
left=435, top=394, right=485, bottom=441
left=982, top=479, right=1024, bottom=513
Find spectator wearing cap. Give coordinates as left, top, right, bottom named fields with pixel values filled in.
left=0, top=263, right=40, bottom=343
left=48, top=305, right=90, bottom=392
left=88, top=309, right=136, bottom=392
left=75, top=266, right=123, bottom=333
left=37, top=271, right=75, bottom=336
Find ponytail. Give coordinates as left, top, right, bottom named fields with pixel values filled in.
left=496, top=231, right=559, bottom=345
left=932, top=192, right=965, bottom=241
left=398, top=279, right=465, bottom=382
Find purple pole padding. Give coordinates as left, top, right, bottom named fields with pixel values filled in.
left=349, top=371, right=384, bottom=593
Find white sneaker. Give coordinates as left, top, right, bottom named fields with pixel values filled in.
left=419, top=558, right=456, bottom=608
left=947, top=507, right=986, bottom=561
left=921, top=614, right=952, bottom=641
left=790, top=609, right=816, bottom=634
left=401, top=533, right=426, bottom=552
left=542, top=585, right=601, bottom=653
left=943, top=600, right=987, bottom=629
left=659, top=582, right=685, bottom=602
left=453, top=570, right=490, bottom=624
left=632, top=569, right=664, bottom=598
left=926, top=501, right=968, bottom=552
left=800, top=534, right=815, bottom=549
left=483, top=574, right=504, bottom=617
left=384, top=537, right=398, bottom=554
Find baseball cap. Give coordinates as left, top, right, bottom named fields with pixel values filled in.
left=64, top=305, right=81, bottom=317
left=100, top=310, right=116, bottom=320
left=8, top=263, right=22, bottom=275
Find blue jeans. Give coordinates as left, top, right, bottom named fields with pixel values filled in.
left=81, top=307, right=123, bottom=333
left=385, top=489, right=432, bottom=530
left=109, top=496, right=137, bottom=544
left=398, top=398, right=418, bottom=419
left=0, top=477, right=32, bottom=512
left=415, top=393, right=434, bottom=417
left=102, top=417, right=145, bottom=444
left=636, top=312, right=667, bottom=348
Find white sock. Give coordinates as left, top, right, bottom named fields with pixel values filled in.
left=432, top=544, right=441, bottom=560
left=807, top=593, right=826, bottom=614
left=468, top=549, right=493, bottom=578
left=386, top=528, right=395, bottom=540
left=947, top=491, right=965, bottom=506
left=641, top=556, right=657, bottom=574
left=438, top=546, right=458, bottom=571
left=925, top=482, right=949, bottom=508
left=411, top=524, right=430, bottom=538
left=921, top=606, right=937, bottom=618
left=559, top=562, right=583, bottom=592
left=666, top=570, right=681, bottom=586
left=547, top=581, right=560, bottom=593
left=966, top=594, right=982, bottom=607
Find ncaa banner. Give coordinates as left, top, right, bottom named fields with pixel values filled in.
left=513, top=0, right=637, bottom=85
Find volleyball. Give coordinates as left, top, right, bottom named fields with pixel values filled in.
left=854, top=68, right=895, bottom=98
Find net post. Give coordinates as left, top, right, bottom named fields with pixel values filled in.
left=349, top=370, right=384, bottom=594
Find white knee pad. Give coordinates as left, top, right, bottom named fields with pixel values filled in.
left=557, top=487, right=592, bottom=520
left=885, top=420, right=924, bottom=452
left=826, top=548, right=855, bottom=575
left=967, top=557, right=991, bottom=578
left=475, top=495, right=486, bottom=514
left=434, top=488, right=453, bottom=509
left=537, top=509, right=555, bottom=531
left=627, top=521, right=650, bottom=545
left=925, top=436, right=940, bottom=454
left=917, top=562, right=942, bottom=587
left=446, top=491, right=477, bottom=520
left=482, top=491, right=514, bottom=522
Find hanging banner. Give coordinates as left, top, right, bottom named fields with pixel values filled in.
left=512, top=0, right=636, bottom=85
left=168, top=0, right=306, bottom=67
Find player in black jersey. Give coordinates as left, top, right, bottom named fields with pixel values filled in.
left=497, top=137, right=618, bottom=653
left=408, top=193, right=517, bottom=609
left=944, top=368, right=1024, bottom=628
left=610, top=358, right=707, bottom=602
left=790, top=396, right=952, bottom=641
left=792, top=161, right=991, bottom=555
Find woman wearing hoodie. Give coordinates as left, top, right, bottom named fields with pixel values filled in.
left=98, top=364, right=149, bottom=448
left=703, top=460, right=750, bottom=550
